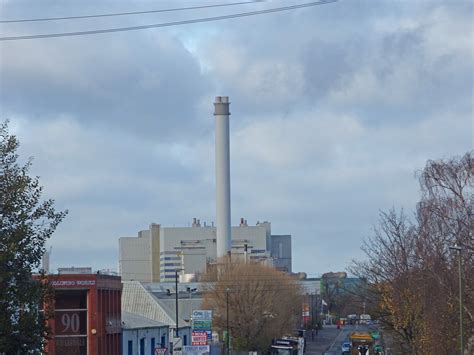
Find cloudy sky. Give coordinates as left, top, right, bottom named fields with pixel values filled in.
left=1, top=0, right=472, bottom=275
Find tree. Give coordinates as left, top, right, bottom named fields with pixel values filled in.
left=202, top=261, right=302, bottom=352
left=0, top=121, right=67, bottom=353
left=351, top=152, right=473, bottom=354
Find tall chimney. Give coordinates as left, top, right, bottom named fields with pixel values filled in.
left=214, top=96, right=232, bottom=259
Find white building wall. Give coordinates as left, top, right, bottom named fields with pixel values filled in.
left=119, top=221, right=289, bottom=283
left=119, top=232, right=152, bottom=282
left=122, top=327, right=168, bottom=355
left=159, top=224, right=271, bottom=281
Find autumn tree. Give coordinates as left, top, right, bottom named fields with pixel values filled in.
left=202, top=261, right=302, bottom=352
left=0, top=121, right=67, bottom=353
left=351, top=152, right=473, bottom=355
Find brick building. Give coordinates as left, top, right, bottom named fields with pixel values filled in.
left=45, top=272, right=122, bottom=354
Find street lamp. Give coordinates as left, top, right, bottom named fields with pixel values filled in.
left=449, top=244, right=463, bottom=355
left=173, top=268, right=184, bottom=353
left=226, top=287, right=231, bottom=355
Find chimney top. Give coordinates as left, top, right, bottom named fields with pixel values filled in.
left=214, top=96, right=230, bottom=116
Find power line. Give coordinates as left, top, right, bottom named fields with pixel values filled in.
left=0, top=0, right=264, bottom=24
left=0, top=0, right=337, bottom=42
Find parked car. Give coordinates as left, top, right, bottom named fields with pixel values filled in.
left=341, top=342, right=351, bottom=354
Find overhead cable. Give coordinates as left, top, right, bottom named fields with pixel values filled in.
left=0, top=0, right=264, bottom=23
left=0, top=0, right=337, bottom=42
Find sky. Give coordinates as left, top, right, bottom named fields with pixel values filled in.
left=0, top=0, right=472, bottom=275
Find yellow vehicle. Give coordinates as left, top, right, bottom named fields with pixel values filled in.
left=349, top=332, right=374, bottom=355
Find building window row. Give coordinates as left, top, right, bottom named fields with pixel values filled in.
left=160, top=251, right=180, bottom=255
left=160, top=263, right=181, bottom=267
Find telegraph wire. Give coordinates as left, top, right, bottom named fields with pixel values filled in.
left=0, top=0, right=337, bottom=41
left=0, top=0, right=264, bottom=23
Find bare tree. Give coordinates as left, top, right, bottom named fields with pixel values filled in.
left=202, top=261, right=302, bottom=352
left=351, top=152, right=473, bottom=355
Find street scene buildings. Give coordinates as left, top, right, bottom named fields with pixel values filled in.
left=0, top=1, right=472, bottom=354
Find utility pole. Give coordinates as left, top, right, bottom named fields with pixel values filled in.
left=226, top=287, right=230, bottom=355
left=173, top=268, right=184, bottom=354
left=449, top=245, right=464, bottom=355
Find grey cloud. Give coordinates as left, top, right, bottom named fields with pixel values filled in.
left=1, top=30, right=213, bottom=142
left=2, top=0, right=472, bottom=274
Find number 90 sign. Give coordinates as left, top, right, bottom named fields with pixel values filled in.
left=56, top=311, right=87, bottom=335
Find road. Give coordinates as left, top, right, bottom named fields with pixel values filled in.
left=305, top=324, right=374, bottom=354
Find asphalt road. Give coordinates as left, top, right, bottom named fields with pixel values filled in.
left=305, top=324, right=374, bottom=355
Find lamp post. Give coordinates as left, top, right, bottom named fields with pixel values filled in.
left=449, top=245, right=463, bottom=355
left=226, top=287, right=230, bottom=355
left=173, top=268, right=184, bottom=353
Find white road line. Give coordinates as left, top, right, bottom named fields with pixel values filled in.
left=328, top=328, right=346, bottom=351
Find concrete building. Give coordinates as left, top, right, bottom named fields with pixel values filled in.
left=270, top=235, right=292, bottom=272
left=121, top=312, right=169, bottom=355
left=119, top=223, right=161, bottom=282
left=119, top=220, right=291, bottom=282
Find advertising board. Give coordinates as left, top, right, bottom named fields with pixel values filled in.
left=183, top=345, right=210, bottom=354
left=192, top=331, right=208, bottom=346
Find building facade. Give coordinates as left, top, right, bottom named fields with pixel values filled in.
left=119, top=220, right=291, bottom=282
left=121, top=312, right=169, bottom=355
left=45, top=273, right=122, bottom=355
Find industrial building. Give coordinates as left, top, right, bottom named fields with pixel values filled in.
left=119, top=96, right=292, bottom=283
left=119, top=220, right=292, bottom=282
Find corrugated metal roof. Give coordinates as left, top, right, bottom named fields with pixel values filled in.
left=122, top=311, right=168, bottom=329
left=153, top=297, right=204, bottom=322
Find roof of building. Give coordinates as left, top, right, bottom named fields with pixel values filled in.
left=122, top=281, right=193, bottom=328
left=122, top=311, right=168, bottom=329
left=153, top=296, right=204, bottom=322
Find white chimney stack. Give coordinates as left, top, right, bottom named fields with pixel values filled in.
left=214, top=96, right=232, bottom=259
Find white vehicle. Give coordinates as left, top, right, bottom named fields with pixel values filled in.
left=359, top=314, right=371, bottom=324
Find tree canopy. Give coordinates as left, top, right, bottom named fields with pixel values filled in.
left=351, top=152, right=473, bottom=354
left=203, top=261, right=302, bottom=352
left=0, top=121, right=67, bottom=353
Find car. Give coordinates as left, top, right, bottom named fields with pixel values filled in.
left=341, top=342, right=351, bottom=354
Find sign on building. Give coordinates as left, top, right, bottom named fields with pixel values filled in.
left=183, top=345, right=210, bottom=354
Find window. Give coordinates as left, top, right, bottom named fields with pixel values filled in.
left=183, top=334, right=187, bottom=346
left=151, top=338, right=155, bottom=355
left=161, top=335, right=166, bottom=348
left=128, top=340, right=133, bottom=355
left=140, top=338, right=145, bottom=355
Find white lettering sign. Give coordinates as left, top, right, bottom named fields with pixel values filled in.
left=51, top=280, right=96, bottom=287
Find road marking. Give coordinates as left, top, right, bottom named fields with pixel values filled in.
left=328, top=328, right=346, bottom=351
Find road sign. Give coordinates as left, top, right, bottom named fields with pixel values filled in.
left=192, top=331, right=208, bottom=346
left=183, top=345, right=210, bottom=354
left=193, top=320, right=212, bottom=330
left=155, top=348, right=167, bottom=355
left=191, top=310, right=212, bottom=320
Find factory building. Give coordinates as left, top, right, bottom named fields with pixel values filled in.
left=119, top=220, right=291, bottom=282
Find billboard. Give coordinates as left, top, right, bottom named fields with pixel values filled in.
left=191, top=310, right=212, bottom=342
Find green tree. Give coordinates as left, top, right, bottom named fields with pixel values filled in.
left=0, top=121, right=67, bottom=353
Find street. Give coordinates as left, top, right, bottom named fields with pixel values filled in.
left=305, top=324, right=374, bottom=354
